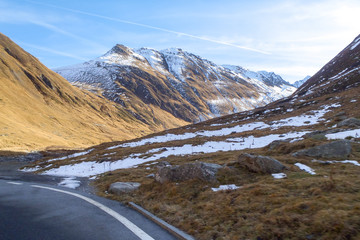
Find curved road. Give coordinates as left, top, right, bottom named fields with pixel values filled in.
left=0, top=160, right=177, bottom=240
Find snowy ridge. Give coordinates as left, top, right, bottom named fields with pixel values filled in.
left=222, top=65, right=297, bottom=102
left=55, top=44, right=297, bottom=123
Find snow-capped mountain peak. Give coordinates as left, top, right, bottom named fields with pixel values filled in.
left=55, top=44, right=297, bottom=123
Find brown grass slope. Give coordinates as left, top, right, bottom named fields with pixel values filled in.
left=293, top=34, right=360, bottom=100
left=27, top=35, right=360, bottom=239
left=0, top=33, right=187, bottom=151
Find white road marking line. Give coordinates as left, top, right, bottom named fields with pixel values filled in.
left=31, top=185, right=154, bottom=240
left=7, top=182, right=23, bottom=185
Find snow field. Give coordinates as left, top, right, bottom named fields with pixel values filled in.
left=29, top=103, right=342, bottom=178
left=108, top=103, right=340, bottom=150
left=42, top=131, right=309, bottom=177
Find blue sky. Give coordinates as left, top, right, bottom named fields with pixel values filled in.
left=0, top=0, right=359, bottom=83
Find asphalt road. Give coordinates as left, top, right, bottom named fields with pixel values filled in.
left=0, top=159, right=178, bottom=240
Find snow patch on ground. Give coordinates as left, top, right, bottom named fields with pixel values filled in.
left=350, top=36, right=360, bottom=50
left=108, top=104, right=339, bottom=150
left=312, top=159, right=360, bottom=166
left=42, top=131, right=309, bottom=177
left=295, top=163, right=316, bottom=175
left=48, top=149, right=94, bottom=162
left=272, top=173, right=287, bottom=179
left=326, top=129, right=360, bottom=139
left=58, top=177, right=81, bottom=189
left=211, top=184, right=240, bottom=192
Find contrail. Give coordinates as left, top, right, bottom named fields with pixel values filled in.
left=26, top=0, right=270, bottom=55
left=20, top=42, right=88, bottom=61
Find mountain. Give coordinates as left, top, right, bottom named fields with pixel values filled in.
left=29, top=35, right=360, bottom=239
left=55, top=45, right=296, bottom=123
left=292, top=75, right=311, bottom=88
left=221, top=65, right=296, bottom=100
left=293, top=35, right=360, bottom=99
left=0, top=33, right=186, bottom=151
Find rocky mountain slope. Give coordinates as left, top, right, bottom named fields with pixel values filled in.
left=28, top=34, right=360, bottom=239
left=293, top=35, right=360, bottom=99
left=0, top=33, right=186, bottom=151
left=55, top=45, right=296, bottom=123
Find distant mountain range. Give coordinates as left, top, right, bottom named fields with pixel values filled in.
left=55, top=45, right=296, bottom=123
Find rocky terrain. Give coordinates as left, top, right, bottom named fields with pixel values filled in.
left=26, top=34, right=360, bottom=239
left=55, top=45, right=296, bottom=123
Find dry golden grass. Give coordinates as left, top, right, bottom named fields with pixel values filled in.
left=0, top=33, right=188, bottom=152
left=92, top=139, right=360, bottom=239
left=86, top=85, right=360, bottom=239
left=7, top=32, right=359, bottom=239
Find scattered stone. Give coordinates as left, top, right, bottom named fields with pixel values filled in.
left=337, top=118, right=360, bottom=127
left=237, top=154, right=287, bottom=174
left=108, top=182, right=141, bottom=195
left=304, top=129, right=339, bottom=140
left=267, top=139, right=289, bottom=150
left=335, top=111, right=346, bottom=117
left=146, top=173, right=155, bottom=178
left=155, top=162, right=222, bottom=183
left=293, top=140, right=352, bottom=159
left=156, top=161, right=171, bottom=168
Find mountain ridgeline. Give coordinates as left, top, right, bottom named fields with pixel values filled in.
left=55, top=45, right=296, bottom=123
left=0, top=33, right=186, bottom=151
left=293, top=34, right=360, bottom=99
left=27, top=34, right=360, bottom=239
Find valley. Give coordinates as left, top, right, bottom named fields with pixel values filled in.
left=21, top=35, right=360, bottom=239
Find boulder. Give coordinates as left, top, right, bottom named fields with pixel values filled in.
left=293, top=140, right=352, bottom=159
left=267, top=140, right=289, bottom=150
left=155, top=162, right=222, bottom=183
left=108, top=182, right=141, bottom=195
left=237, top=154, right=286, bottom=174
left=337, top=118, right=360, bottom=127
left=304, top=129, right=339, bottom=140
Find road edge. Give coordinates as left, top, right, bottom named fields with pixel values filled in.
left=127, top=202, right=195, bottom=240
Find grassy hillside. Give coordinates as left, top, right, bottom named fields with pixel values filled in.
left=0, top=33, right=188, bottom=151
left=24, top=34, right=360, bottom=239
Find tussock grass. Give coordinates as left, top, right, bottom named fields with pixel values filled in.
left=93, top=140, right=360, bottom=239
left=23, top=84, right=360, bottom=239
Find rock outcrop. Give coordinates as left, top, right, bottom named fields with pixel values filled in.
left=155, top=162, right=222, bottom=183
left=293, top=140, right=352, bottom=159
left=337, top=118, right=360, bottom=127
left=237, top=154, right=287, bottom=174
left=108, top=182, right=141, bottom=194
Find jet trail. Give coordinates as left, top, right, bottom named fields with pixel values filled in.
left=26, top=0, right=270, bottom=55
